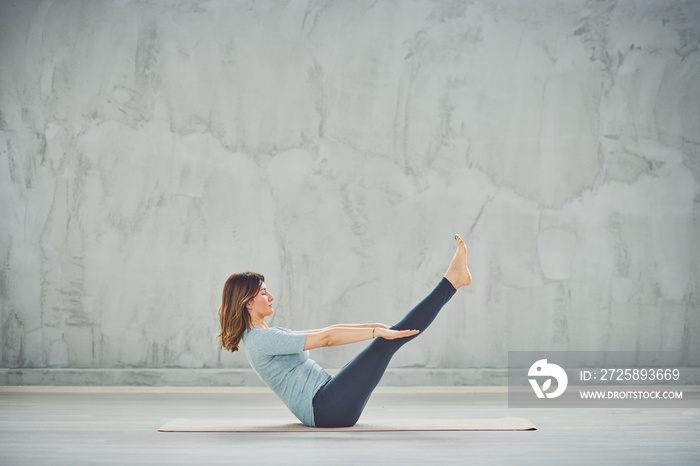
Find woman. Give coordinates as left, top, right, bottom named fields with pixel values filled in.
left=216, top=234, right=472, bottom=427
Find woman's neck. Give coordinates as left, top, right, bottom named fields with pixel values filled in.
left=249, top=319, right=269, bottom=329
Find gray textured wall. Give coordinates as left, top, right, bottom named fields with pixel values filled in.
left=1, top=0, right=699, bottom=385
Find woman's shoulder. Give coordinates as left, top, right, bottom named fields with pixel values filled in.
left=248, top=326, right=290, bottom=333
left=244, top=326, right=291, bottom=340
left=243, top=326, right=306, bottom=356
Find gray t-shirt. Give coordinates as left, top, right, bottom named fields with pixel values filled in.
left=242, top=327, right=331, bottom=426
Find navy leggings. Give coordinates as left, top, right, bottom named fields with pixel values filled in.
left=312, top=277, right=457, bottom=427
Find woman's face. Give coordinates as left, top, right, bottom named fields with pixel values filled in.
left=246, top=282, right=275, bottom=320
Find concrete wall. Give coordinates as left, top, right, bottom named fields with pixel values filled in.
left=1, top=0, right=698, bottom=385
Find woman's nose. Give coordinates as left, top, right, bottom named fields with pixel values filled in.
left=269, top=293, right=274, bottom=301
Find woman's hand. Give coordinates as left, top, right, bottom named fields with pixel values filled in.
left=374, top=328, right=419, bottom=340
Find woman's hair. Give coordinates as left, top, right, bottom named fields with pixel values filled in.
left=216, top=272, right=265, bottom=352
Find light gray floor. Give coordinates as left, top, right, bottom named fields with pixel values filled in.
left=1, top=386, right=699, bottom=465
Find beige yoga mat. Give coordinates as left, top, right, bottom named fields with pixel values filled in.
left=158, top=417, right=537, bottom=432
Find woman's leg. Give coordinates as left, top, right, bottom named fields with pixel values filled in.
left=312, top=235, right=472, bottom=427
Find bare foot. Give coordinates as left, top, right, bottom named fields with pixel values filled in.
left=444, top=234, right=472, bottom=289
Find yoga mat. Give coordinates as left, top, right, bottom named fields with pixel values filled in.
left=158, top=416, right=537, bottom=432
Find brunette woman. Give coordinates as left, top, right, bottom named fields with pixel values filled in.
left=217, top=234, right=472, bottom=427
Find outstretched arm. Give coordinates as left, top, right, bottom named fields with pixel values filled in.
left=304, top=323, right=389, bottom=331
left=303, top=326, right=418, bottom=351
left=302, top=322, right=388, bottom=334
left=329, top=323, right=389, bottom=330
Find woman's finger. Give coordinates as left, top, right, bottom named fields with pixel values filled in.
left=392, top=329, right=419, bottom=339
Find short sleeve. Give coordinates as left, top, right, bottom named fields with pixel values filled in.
left=249, top=327, right=307, bottom=355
